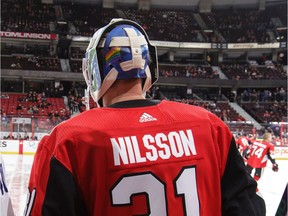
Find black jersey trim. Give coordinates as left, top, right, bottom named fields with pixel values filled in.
left=107, top=99, right=161, bottom=108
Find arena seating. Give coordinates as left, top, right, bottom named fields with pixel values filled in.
left=0, top=93, right=67, bottom=117
left=1, top=0, right=56, bottom=33
left=240, top=102, right=287, bottom=123
left=220, top=62, right=287, bottom=80
left=0, top=0, right=287, bottom=139
left=160, top=64, right=219, bottom=79
left=2, top=1, right=286, bottom=43
left=1, top=56, right=61, bottom=72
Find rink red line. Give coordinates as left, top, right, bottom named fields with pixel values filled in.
left=19, top=140, right=23, bottom=154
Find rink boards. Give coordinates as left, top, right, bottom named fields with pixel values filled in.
left=1, top=139, right=288, bottom=160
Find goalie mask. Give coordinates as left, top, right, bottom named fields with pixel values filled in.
left=82, top=18, right=159, bottom=107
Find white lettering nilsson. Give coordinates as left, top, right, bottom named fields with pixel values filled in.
left=111, top=129, right=197, bottom=166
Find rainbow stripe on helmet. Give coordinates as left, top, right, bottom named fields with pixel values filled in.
left=105, top=47, right=121, bottom=64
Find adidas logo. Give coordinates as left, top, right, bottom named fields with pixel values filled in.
left=139, top=112, right=157, bottom=123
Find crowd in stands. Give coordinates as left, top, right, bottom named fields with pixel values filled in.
left=67, top=92, right=89, bottom=114
left=70, top=47, right=86, bottom=60
left=65, top=55, right=286, bottom=80
left=160, top=64, right=219, bottom=79
left=1, top=0, right=286, bottom=80
left=201, top=10, right=273, bottom=43
left=60, top=3, right=117, bottom=36
left=171, top=98, right=242, bottom=123
left=1, top=86, right=287, bottom=144
left=220, top=62, right=286, bottom=80
left=1, top=56, right=61, bottom=72
left=1, top=43, right=55, bottom=57
left=238, top=87, right=287, bottom=103
left=1, top=0, right=286, bottom=43
left=241, top=101, right=286, bottom=124
left=154, top=85, right=287, bottom=126
left=1, top=0, right=56, bottom=33
left=0, top=85, right=71, bottom=129
left=123, top=9, right=204, bottom=42
left=1, top=0, right=287, bottom=144
left=237, top=86, right=287, bottom=124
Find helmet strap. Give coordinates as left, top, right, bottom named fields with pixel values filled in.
left=142, top=66, right=152, bottom=93
left=119, top=28, right=146, bottom=71
left=94, top=67, right=118, bottom=106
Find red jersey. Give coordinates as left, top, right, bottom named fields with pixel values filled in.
left=236, top=136, right=251, bottom=154
left=247, top=139, right=276, bottom=168
left=25, top=100, right=265, bottom=216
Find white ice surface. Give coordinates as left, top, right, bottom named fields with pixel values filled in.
left=2, top=154, right=288, bottom=216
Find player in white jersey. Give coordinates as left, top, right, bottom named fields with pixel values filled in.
left=0, top=154, right=14, bottom=216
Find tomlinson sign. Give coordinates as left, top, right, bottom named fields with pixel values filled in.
left=0, top=31, right=58, bottom=40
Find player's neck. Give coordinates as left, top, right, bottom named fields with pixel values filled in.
left=108, top=94, right=145, bottom=105
left=103, top=79, right=145, bottom=107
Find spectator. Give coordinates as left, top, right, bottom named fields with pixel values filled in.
left=236, top=114, right=246, bottom=122
left=1, top=113, right=9, bottom=124
left=27, top=106, right=34, bottom=115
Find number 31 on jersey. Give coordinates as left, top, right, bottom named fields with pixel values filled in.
left=111, top=166, right=200, bottom=216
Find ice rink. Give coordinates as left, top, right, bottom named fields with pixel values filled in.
left=2, top=154, right=288, bottom=216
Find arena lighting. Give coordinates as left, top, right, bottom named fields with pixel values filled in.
left=277, top=36, right=285, bottom=40
left=57, top=21, right=67, bottom=25
left=204, top=30, right=213, bottom=32
left=270, top=122, right=288, bottom=125
left=227, top=121, right=254, bottom=124
left=276, top=27, right=287, bottom=30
